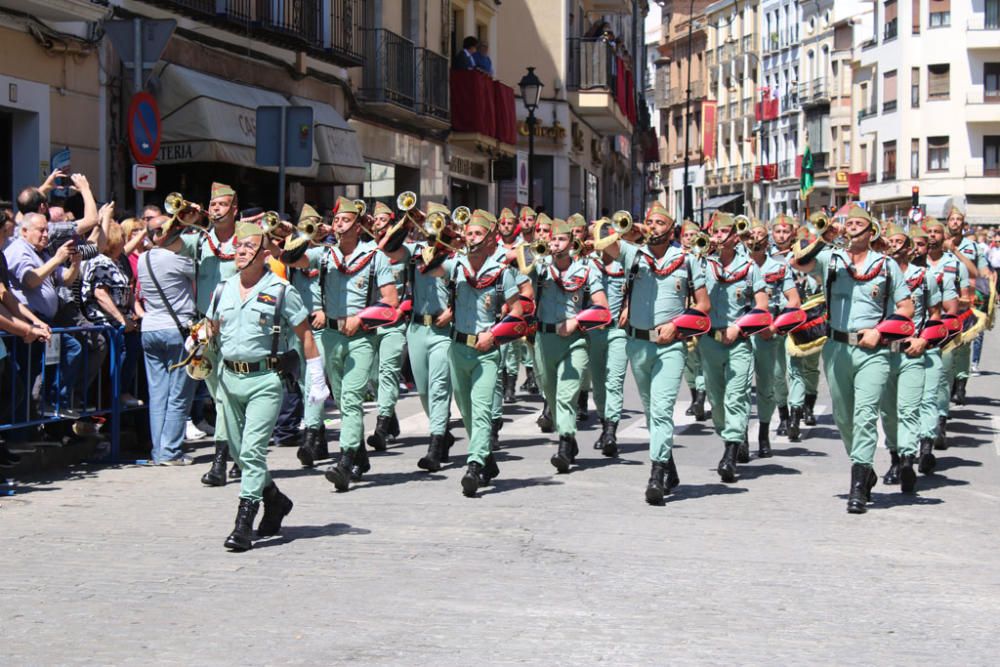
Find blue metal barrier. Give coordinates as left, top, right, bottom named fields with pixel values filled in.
left=0, top=324, right=145, bottom=464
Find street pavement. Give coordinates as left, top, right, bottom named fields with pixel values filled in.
left=3, top=335, right=1000, bottom=665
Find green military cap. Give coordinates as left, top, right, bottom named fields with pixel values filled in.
left=535, top=212, right=553, bottom=227
left=681, top=220, right=700, bottom=234
left=922, top=216, right=945, bottom=231
left=498, top=207, right=516, bottom=222
left=426, top=202, right=449, bottom=217
left=567, top=212, right=587, bottom=228
left=709, top=211, right=735, bottom=232
left=946, top=205, right=965, bottom=220
left=373, top=201, right=393, bottom=217
left=842, top=204, right=872, bottom=223
left=467, top=209, right=496, bottom=230
left=235, top=221, right=264, bottom=240
left=333, top=195, right=356, bottom=216
left=551, top=218, right=573, bottom=236
left=749, top=217, right=767, bottom=233
left=909, top=224, right=928, bottom=239
left=299, top=203, right=321, bottom=224
left=519, top=206, right=536, bottom=220
left=883, top=222, right=907, bottom=239
left=770, top=213, right=797, bottom=229
left=210, top=182, right=236, bottom=200
left=645, top=201, right=671, bottom=221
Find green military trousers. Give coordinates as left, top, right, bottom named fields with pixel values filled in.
left=772, top=338, right=789, bottom=408
left=294, top=334, right=326, bottom=429
left=822, top=340, right=891, bottom=465
left=536, top=331, right=589, bottom=436
left=700, top=336, right=754, bottom=443
left=787, top=349, right=821, bottom=408
left=503, top=337, right=532, bottom=375
left=321, top=329, right=376, bottom=452
left=372, top=321, right=407, bottom=417
left=627, top=337, right=686, bottom=462
left=218, top=368, right=282, bottom=502
left=920, top=348, right=944, bottom=440
left=952, top=340, right=971, bottom=382
left=203, top=344, right=229, bottom=446
left=406, top=322, right=453, bottom=436
left=449, top=343, right=500, bottom=465
left=938, top=347, right=955, bottom=418
left=879, top=351, right=926, bottom=456
left=588, top=327, right=628, bottom=423
left=751, top=334, right=781, bottom=423
left=683, top=340, right=705, bottom=392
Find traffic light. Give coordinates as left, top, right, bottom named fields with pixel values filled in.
left=911, top=185, right=919, bottom=208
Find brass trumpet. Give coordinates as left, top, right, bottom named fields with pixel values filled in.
left=734, top=214, right=752, bottom=237
left=452, top=206, right=472, bottom=228
left=354, top=199, right=368, bottom=217
left=691, top=232, right=713, bottom=257
left=262, top=210, right=294, bottom=239
left=611, top=210, right=633, bottom=235
left=396, top=191, right=417, bottom=212
left=516, top=238, right=550, bottom=274
left=164, top=192, right=211, bottom=231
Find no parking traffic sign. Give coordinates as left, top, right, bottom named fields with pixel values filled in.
left=127, top=92, right=161, bottom=165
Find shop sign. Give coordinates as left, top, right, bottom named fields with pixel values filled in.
left=451, top=155, right=487, bottom=181
left=518, top=120, right=567, bottom=144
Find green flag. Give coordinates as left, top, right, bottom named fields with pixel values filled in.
left=800, top=144, right=814, bottom=201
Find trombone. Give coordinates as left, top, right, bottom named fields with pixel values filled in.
left=164, top=192, right=211, bottom=232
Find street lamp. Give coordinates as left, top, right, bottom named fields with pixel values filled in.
left=519, top=66, right=543, bottom=208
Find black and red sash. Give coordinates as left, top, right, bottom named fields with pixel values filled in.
left=330, top=248, right=376, bottom=276
left=845, top=257, right=886, bottom=283
left=548, top=265, right=590, bottom=293
left=643, top=253, right=686, bottom=278
left=462, top=264, right=504, bottom=290
left=594, top=260, right=625, bottom=278
left=763, top=265, right=787, bottom=285
left=905, top=269, right=926, bottom=292
left=204, top=234, right=235, bottom=262
left=709, top=259, right=751, bottom=284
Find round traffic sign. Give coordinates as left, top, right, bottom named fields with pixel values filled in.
left=128, top=92, right=161, bottom=165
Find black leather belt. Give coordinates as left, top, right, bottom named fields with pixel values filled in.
left=539, top=323, right=559, bottom=334
left=450, top=330, right=479, bottom=347
left=223, top=358, right=278, bottom=374
left=412, top=312, right=442, bottom=327
left=707, top=327, right=733, bottom=344
left=626, top=326, right=654, bottom=341
left=830, top=329, right=861, bottom=345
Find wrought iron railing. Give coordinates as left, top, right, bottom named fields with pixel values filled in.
left=567, top=37, right=616, bottom=94
left=417, top=48, right=449, bottom=121
left=359, top=28, right=416, bottom=109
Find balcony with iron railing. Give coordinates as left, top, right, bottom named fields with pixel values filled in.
left=567, top=37, right=637, bottom=133
left=359, top=28, right=416, bottom=110
left=417, top=48, right=449, bottom=121
left=857, top=104, right=878, bottom=123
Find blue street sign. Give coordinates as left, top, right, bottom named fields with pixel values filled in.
left=128, top=92, right=161, bottom=165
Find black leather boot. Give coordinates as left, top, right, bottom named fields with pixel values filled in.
left=537, top=404, right=554, bottom=433
left=954, top=379, right=967, bottom=406
left=883, top=450, right=901, bottom=484
left=645, top=461, right=666, bottom=505
left=665, top=453, right=680, bottom=490
left=481, top=453, right=500, bottom=485
left=388, top=412, right=400, bottom=439
left=803, top=393, right=817, bottom=426
left=846, top=463, right=870, bottom=514
left=521, top=367, right=539, bottom=394
left=417, top=434, right=445, bottom=472
left=201, top=440, right=228, bottom=486
left=864, top=465, right=877, bottom=503
left=503, top=371, right=516, bottom=403
left=899, top=454, right=917, bottom=493
left=950, top=379, right=960, bottom=403
left=296, top=427, right=323, bottom=467
left=600, top=421, right=619, bottom=458
left=350, top=443, right=371, bottom=481
left=0, top=440, right=21, bottom=468
left=685, top=387, right=698, bottom=416
left=717, top=442, right=738, bottom=482
left=917, top=437, right=936, bottom=474
left=441, top=429, right=455, bottom=462
left=787, top=406, right=802, bottom=442
left=551, top=435, right=574, bottom=473
left=491, top=418, right=502, bottom=451
left=594, top=418, right=607, bottom=450
left=758, top=422, right=772, bottom=458
left=692, top=390, right=708, bottom=421
left=228, top=462, right=241, bottom=480
left=576, top=391, right=589, bottom=423
left=934, top=417, right=948, bottom=450
left=367, top=415, right=393, bottom=451
left=325, top=448, right=355, bottom=491
left=776, top=405, right=789, bottom=436
left=257, top=482, right=293, bottom=537
left=224, top=498, right=260, bottom=551
left=462, top=461, right=483, bottom=497
left=737, top=434, right=750, bottom=463
left=570, top=435, right=579, bottom=462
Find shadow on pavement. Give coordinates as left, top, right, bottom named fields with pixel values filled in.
left=573, top=456, right=642, bottom=471
left=480, top=476, right=563, bottom=495
left=868, top=492, right=945, bottom=508
left=356, top=470, right=448, bottom=488
left=663, top=483, right=750, bottom=502
left=254, top=522, right=370, bottom=549
left=738, top=462, right=802, bottom=480
left=770, top=446, right=829, bottom=457
left=933, top=456, right=983, bottom=472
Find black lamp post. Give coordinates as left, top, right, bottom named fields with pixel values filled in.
left=519, top=66, right=543, bottom=208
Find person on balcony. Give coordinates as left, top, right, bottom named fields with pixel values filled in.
left=452, top=36, right=478, bottom=71
left=473, top=43, right=493, bottom=76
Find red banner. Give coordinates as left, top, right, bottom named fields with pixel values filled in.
left=701, top=100, right=717, bottom=159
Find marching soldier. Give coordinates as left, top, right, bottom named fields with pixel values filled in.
left=603, top=202, right=709, bottom=503
left=428, top=209, right=526, bottom=497
left=790, top=205, right=913, bottom=514
left=515, top=206, right=540, bottom=395
left=206, top=222, right=328, bottom=551
left=701, top=213, right=769, bottom=482
left=533, top=213, right=556, bottom=433
left=879, top=224, right=943, bottom=493
left=767, top=214, right=798, bottom=435
left=409, top=202, right=456, bottom=472
left=166, top=182, right=239, bottom=486
left=566, top=212, right=592, bottom=423
left=320, top=197, right=399, bottom=491
left=679, top=221, right=708, bottom=421
left=944, top=206, right=985, bottom=405
left=496, top=207, right=524, bottom=403
left=531, top=219, right=608, bottom=473
left=367, top=200, right=407, bottom=451
left=747, top=219, right=799, bottom=457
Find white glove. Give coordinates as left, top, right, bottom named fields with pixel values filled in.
left=184, top=336, right=197, bottom=354
left=306, top=356, right=329, bottom=405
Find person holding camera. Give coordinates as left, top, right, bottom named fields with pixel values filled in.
left=137, top=215, right=197, bottom=465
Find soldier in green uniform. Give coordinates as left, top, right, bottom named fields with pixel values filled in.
left=207, top=222, right=328, bottom=551
left=944, top=206, right=985, bottom=405
left=767, top=214, right=798, bottom=435
left=700, top=213, right=769, bottom=482
left=428, top=210, right=526, bottom=497
left=166, top=182, right=239, bottom=486
left=747, top=219, right=799, bottom=457
left=409, top=202, right=456, bottom=472
left=679, top=221, right=708, bottom=421
left=367, top=200, right=408, bottom=451
left=791, top=205, right=913, bottom=514
left=531, top=218, right=608, bottom=473
left=921, top=218, right=966, bottom=458
left=517, top=206, right=540, bottom=395
left=878, top=223, right=942, bottom=493
left=566, top=212, right=592, bottom=423
left=496, top=207, right=524, bottom=403
left=319, top=196, right=399, bottom=491
left=603, top=201, right=709, bottom=503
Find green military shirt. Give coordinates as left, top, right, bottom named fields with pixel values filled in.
left=287, top=246, right=325, bottom=314
left=759, top=253, right=796, bottom=311
left=591, top=256, right=627, bottom=319
left=534, top=256, right=604, bottom=325
left=925, top=252, right=964, bottom=303
left=902, top=263, right=942, bottom=326
left=618, top=241, right=705, bottom=330
left=409, top=243, right=450, bottom=316
left=320, top=240, right=394, bottom=319
left=444, top=253, right=521, bottom=333
left=179, top=230, right=236, bottom=316
left=812, top=248, right=910, bottom=331
left=704, top=252, right=766, bottom=328
left=207, top=270, right=308, bottom=362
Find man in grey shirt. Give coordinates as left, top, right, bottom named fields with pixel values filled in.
left=137, top=215, right=197, bottom=464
